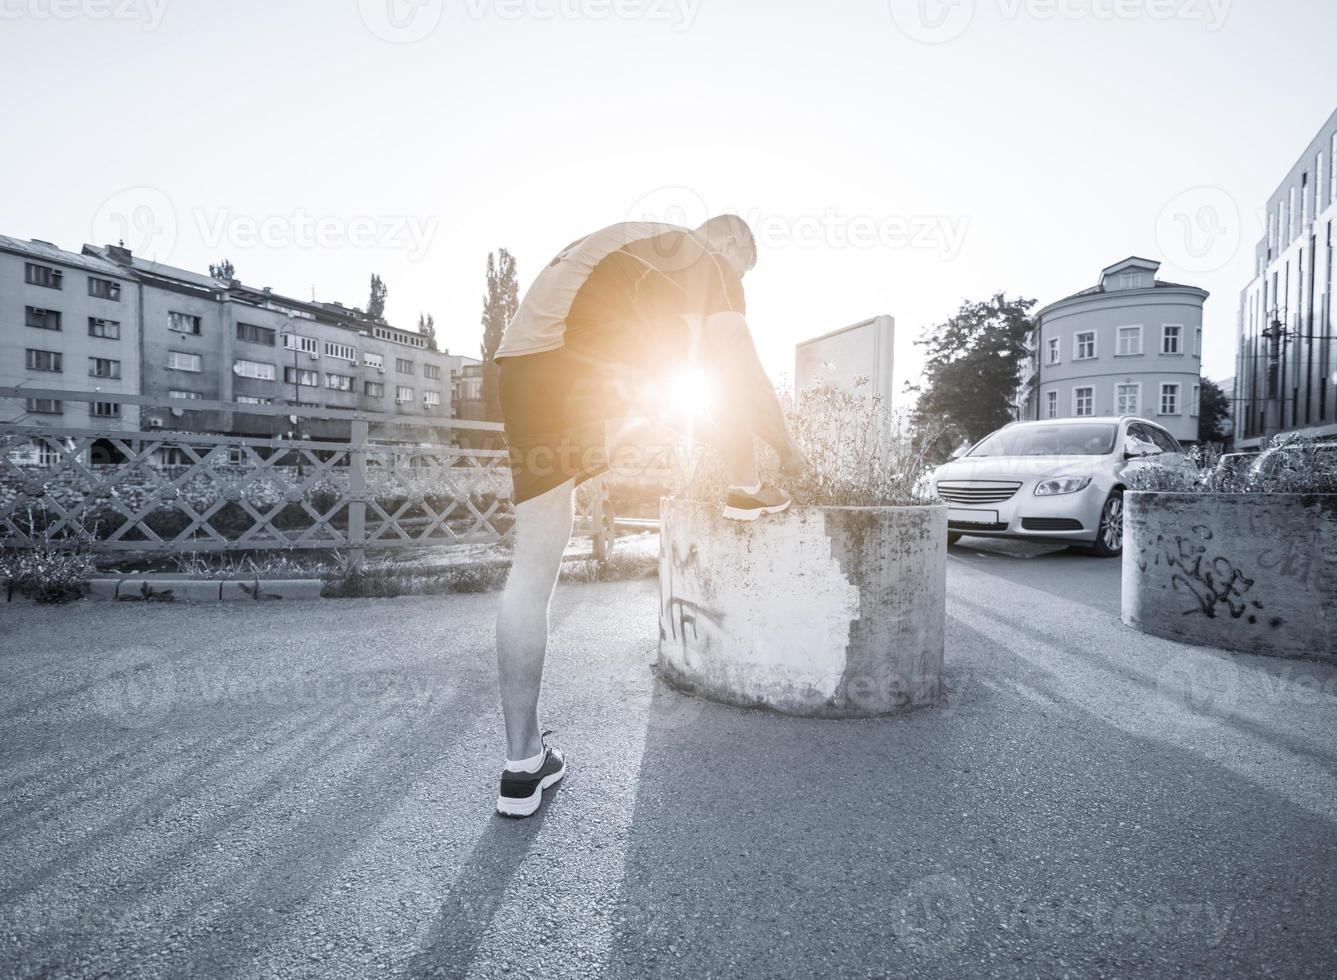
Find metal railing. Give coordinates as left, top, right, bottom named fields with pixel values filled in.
left=0, top=388, right=619, bottom=559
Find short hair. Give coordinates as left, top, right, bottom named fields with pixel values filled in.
left=697, top=214, right=757, bottom=271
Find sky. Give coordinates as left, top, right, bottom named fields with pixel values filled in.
left=2, top=0, right=1335, bottom=399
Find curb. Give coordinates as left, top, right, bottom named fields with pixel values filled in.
left=81, top=577, right=326, bottom=602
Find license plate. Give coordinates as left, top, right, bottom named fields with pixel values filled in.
left=948, top=508, right=999, bottom=525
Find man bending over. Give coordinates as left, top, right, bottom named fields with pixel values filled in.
left=492, top=214, right=806, bottom=817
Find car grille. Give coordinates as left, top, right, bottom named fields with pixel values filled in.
left=1021, top=518, right=1085, bottom=531
left=935, top=481, right=1022, bottom=505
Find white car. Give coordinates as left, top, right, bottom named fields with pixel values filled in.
left=931, top=416, right=1191, bottom=557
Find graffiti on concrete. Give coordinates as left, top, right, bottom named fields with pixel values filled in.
left=660, top=508, right=724, bottom=649
left=1137, top=525, right=1276, bottom=624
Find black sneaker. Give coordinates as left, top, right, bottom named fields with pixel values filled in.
left=722, top=484, right=792, bottom=522
left=496, top=733, right=566, bottom=818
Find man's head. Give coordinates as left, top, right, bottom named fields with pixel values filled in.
left=696, top=214, right=758, bottom=277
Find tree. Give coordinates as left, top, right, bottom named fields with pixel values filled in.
left=909, top=293, right=1037, bottom=459
left=209, top=259, right=236, bottom=282
left=417, top=312, right=437, bottom=352
left=480, top=249, right=519, bottom=422
left=1198, top=377, right=1231, bottom=445
left=367, top=274, right=388, bottom=322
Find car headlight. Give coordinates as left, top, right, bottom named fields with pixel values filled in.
left=1034, top=476, right=1092, bottom=496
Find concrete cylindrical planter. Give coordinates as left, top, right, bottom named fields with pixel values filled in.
left=1122, top=492, right=1337, bottom=663
left=657, top=498, right=947, bottom=717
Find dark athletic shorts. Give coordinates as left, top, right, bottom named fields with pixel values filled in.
left=499, top=346, right=625, bottom=505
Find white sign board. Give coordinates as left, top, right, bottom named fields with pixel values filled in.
left=794, top=315, right=895, bottom=407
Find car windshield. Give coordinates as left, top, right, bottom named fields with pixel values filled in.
left=969, top=423, right=1117, bottom=458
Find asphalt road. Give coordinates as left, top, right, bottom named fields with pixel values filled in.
left=2, top=540, right=1336, bottom=979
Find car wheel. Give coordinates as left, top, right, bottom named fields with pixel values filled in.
left=947, top=532, right=962, bottom=546
left=1091, top=490, right=1124, bottom=558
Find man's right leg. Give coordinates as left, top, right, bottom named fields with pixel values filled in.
left=496, top=476, right=576, bottom=762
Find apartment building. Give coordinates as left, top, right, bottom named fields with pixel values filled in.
left=81, top=244, right=466, bottom=438
left=0, top=234, right=141, bottom=430
left=1020, top=257, right=1209, bottom=444
left=1234, top=106, right=1337, bottom=448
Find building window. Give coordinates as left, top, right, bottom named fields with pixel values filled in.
left=89, top=317, right=121, bottom=339
left=1115, top=325, right=1142, bottom=356
left=1161, top=324, right=1182, bottom=354
left=1073, top=387, right=1094, bottom=417
left=1331, top=134, right=1337, bottom=210
left=234, top=359, right=276, bottom=380
left=364, top=352, right=384, bottom=370
left=166, top=350, right=202, bottom=372
left=25, top=263, right=62, bottom=289
left=395, top=385, right=413, bottom=403
left=424, top=364, right=442, bottom=380
left=364, top=381, right=385, bottom=398
left=424, top=390, right=441, bottom=407
left=324, top=341, right=357, bottom=361
left=168, top=311, right=202, bottom=335
left=1302, top=172, right=1311, bottom=229
left=1119, top=272, right=1140, bottom=290
left=88, top=277, right=121, bottom=301
left=1191, top=384, right=1201, bottom=417
left=283, top=367, right=319, bottom=387
left=89, top=357, right=121, bottom=379
left=1045, top=390, right=1057, bottom=419
left=1116, top=383, right=1140, bottom=415
left=1046, top=337, right=1060, bottom=364
left=1288, top=186, right=1297, bottom=243
left=25, top=398, right=62, bottom=415
left=1075, top=331, right=1096, bottom=360
left=237, top=322, right=277, bottom=346
left=325, top=373, right=354, bottom=392
left=1321, top=151, right=1328, bottom=215
left=1159, top=383, right=1180, bottom=415
left=396, top=358, right=414, bottom=375
left=235, top=395, right=273, bottom=405
left=283, top=334, right=319, bottom=354
left=25, top=349, right=62, bottom=372
left=91, top=402, right=120, bottom=418
left=25, top=307, right=61, bottom=330
left=1194, top=327, right=1202, bottom=357
left=169, top=389, right=202, bottom=400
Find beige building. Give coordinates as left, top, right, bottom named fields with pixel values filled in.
left=1020, top=257, right=1209, bottom=444
left=0, top=234, right=141, bottom=431
left=1234, top=106, right=1337, bottom=448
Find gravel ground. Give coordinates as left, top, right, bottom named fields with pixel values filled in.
left=1, top=539, right=1335, bottom=979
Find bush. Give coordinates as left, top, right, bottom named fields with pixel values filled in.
left=1126, top=435, right=1337, bottom=495
left=0, top=546, right=95, bottom=603
left=676, top=381, right=941, bottom=508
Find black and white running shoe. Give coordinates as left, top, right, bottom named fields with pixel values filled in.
left=496, top=732, right=566, bottom=818
left=722, top=483, right=792, bottom=522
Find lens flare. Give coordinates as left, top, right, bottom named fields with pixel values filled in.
left=670, top=370, right=712, bottom=417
